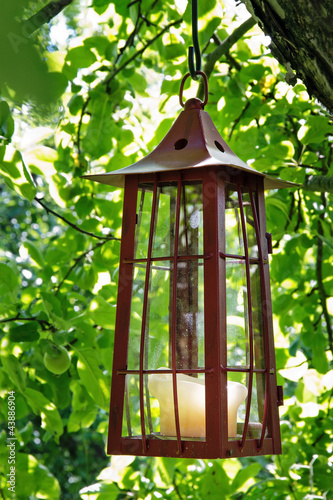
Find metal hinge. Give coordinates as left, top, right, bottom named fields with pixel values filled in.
left=277, top=385, right=284, bottom=407
left=266, top=232, right=273, bottom=254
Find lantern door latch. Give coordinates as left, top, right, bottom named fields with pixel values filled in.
left=266, top=232, right=273, bottom=254
left=277, top=385, right=284, bottom=406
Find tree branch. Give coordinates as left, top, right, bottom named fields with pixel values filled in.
left=303, top=176, right=333, bottom=193
left=34, top=197, right=120, bottom=242
left=22, top=0, right=74, bottom=35
left=197, top=17, right=257, bottom=100
left=54, top=239, right=108, bottom=295
left=104, top=18, right=183, bottom=87
left=0, top=313, right=52, bottom=330
left=316, top=200, right=333, bottom=354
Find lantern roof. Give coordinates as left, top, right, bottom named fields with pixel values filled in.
left=82, top=97, right=296, bottom=190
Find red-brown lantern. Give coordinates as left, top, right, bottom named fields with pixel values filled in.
left=84, top=73, right=290, bottom=459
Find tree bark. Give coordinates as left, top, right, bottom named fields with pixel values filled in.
left=240, top=0, right=333, bottom=113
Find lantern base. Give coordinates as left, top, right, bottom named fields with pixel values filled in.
left=107, top=435, right=280, bottom=459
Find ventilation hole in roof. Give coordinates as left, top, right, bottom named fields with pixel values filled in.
left=174, top=138, right=188, bottom=150
left=215, top=140, right=225, bottom=153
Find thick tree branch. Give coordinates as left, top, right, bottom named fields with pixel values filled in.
left=197, top=17, right=256, bottom=100
left=316, top=199, right=333, bottom=354
left=22, top=0, right=74, bottom=35
left=34, top=197, right=120, bottom=242
left=303, top=176, right=333, bottom=193
left=240, top=0, right=333, bottom=113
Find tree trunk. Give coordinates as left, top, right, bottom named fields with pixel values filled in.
left=241, top=0, right=333, bottom=113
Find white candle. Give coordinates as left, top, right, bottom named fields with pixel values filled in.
left=148, top=369, right=247, bottom=438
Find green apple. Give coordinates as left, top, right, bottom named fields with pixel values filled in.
left=44, top=344, right=71, bottom=375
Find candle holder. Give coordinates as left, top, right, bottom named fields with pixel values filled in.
left=83, top=73, right=292, bottom=458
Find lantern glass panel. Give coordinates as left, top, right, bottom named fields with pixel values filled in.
left=224, top=182, right=267, bottom=440
left=125, top=179, right=206, bottom=440
left=225, top=185, right=258, bottom=258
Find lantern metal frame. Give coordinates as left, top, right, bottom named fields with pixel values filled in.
left=84, top=75, right=291, bottom=459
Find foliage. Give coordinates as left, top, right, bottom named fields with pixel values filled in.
left=0, top=0, right=332, bottom=499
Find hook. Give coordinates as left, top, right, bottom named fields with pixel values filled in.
left=188, top=0, right=201, bottom=80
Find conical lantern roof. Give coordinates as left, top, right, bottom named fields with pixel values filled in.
left=82, top=97, right=296, bottom=190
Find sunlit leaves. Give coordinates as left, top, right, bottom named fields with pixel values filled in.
left=74, top=345, right=110, bottom=409
left=25, top=388, right=64, bottom=441
left=0, top=1, right=332, bottom=499
left=0, top=146, right=36, bottom=201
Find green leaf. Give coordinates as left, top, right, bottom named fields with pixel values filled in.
left=15, top=453, right=61, bottom=500
left=23, top=240, right=45, bottom=267
left=83, top=93, right=115, bottom=159
left=68, top=94, right=85, bottom=116
left=94, top=482, right=121, bottom=500
left=0, top=262, right=19, bottom=298
left=0, top=100, right=14, bottom=140
left=1, top=353, right=26, bottom=392
left=73, top=345, right=109, bottom=409
left=299, top=115, right=332, bottom=144
left=9, top=321, right=40, bottom=342
left=41, top=292, right=68, bottom=329
left=66, top=46, right=97, bottom=70
left=89, top=295, right=116, bottom=329
left=231, top=463, right=262, bottom=491
left=25, top=388, right=64, bottom=441
left=67, top=380, right=98, bottom=432
left=0, top=147, right=36, bottom=201
left=25, top=146, right=57, bottom=176
left=155, top=457, right=176, bottom=486
left=199, top=462, right=230, bottom=498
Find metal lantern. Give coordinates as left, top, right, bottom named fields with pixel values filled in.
left=84, top=73, right=289, bottom=459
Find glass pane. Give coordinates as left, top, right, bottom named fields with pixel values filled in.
left=147, top=261, right=171, bottom=370
left=225, top=185, right=243, bottom=256
left=243, top=191, right=258, bottom=259
left=127, top=264, right=146, bottom=371
left=227, top=372, right=265, bottom=440
left=178, top=182, right=203, bottom=257
left=251, top=264, right=264, bottom=370
left=152, top=183, right=176, bottom=258
left=226, top=259, right=249, bottom=367
left=225, top=184, right=258, bottom=258
left=148, top=371, right=206, bottom=438
left=135, top=185, right=154, bottom=259
left=227, top=372, right=248, bottom=438
left=174, top=259, right=205, bottom=370
left=122, top=373, right=160, bottom=438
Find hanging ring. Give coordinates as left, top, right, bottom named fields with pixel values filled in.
left=179, top=71, right=209, bottom=108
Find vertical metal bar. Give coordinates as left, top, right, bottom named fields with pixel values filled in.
left=248, top=183, right=269, bottom=450
left=139, top=176, right=159, bottom=454
left=257, top=183, right=282, bottom=455
left=249, top=182, right=276, bottom=452
left=145, top=188, right=160, bottom=436
left=107, top=175, right=138, bottom=455
left=236, top=180, right=254, bottom=450
left=125, top=375, right=132, bottom=436
left=203, top=169, right=224, bottom=458
left=133, top=188, right=145, bottom=258
left=169, top=190, right=176, bottom=368
left=171, top=173, right=183, bottom=454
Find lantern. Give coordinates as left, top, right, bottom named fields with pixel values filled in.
left=83, top=72, right=290, bottom=459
